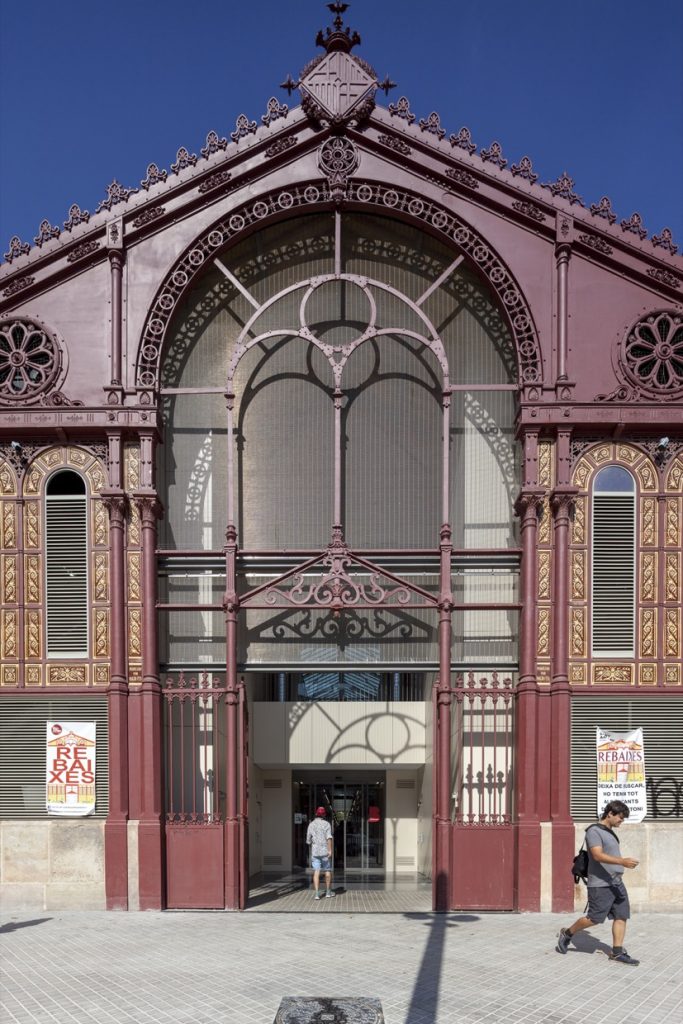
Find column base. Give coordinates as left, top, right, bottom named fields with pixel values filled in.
left=104, top=819, right=129, bottom=910
left=551, top=820, right=576, bottom=912
left=138, top=819, right=165, bottom=911
left=514, top=821, right=541, bottom=912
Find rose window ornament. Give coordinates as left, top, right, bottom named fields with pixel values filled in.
left=620, top=310, right=683, bottom=396
left=318, top=136, right=359, bottom=203
left=0, top=319, right=63, bottom=404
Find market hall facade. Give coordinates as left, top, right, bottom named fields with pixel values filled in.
left=1, top=5, right=682, bottom=913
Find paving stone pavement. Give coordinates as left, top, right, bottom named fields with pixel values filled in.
left=1, top=909, right=681, bottom=1024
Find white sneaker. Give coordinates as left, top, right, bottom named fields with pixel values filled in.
left=325, top=890, right=336, bottom=898
left=314, top=892, right=321, bottom=900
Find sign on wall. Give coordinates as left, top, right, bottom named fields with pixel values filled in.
left=46, top=721, right=96, bottom=817
left=596, top=727, right=646, bottom=823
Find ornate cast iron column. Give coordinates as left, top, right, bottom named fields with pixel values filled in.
left=102, top=436, right=129, bottom=909
left=133, top=489, right=165, bottom=910
left=223, top=522, right=241, bottom=910
left=513, top=464, right=545, bottom=912
left=549, top=429, right=578, bottom=911
left=434, top=522, right=453, bottom=912
left=107, top=218, right=124, bottom=388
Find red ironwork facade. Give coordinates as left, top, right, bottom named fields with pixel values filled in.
left=1, top=4, right=681, bottom=914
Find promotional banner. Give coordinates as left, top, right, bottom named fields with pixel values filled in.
left=46, top=721, right=96, bottom=817
left=596, top=726, right=647, bottom=822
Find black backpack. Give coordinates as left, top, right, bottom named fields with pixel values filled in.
left=571, top=824, right=619, bottom=884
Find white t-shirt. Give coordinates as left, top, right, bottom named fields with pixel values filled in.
left=306, top=818, right=332, bottom=858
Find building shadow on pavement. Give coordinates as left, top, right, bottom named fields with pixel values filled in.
left=0, top=918, right=52, bottom=933
left=403, top=888, right=481, bottom=1024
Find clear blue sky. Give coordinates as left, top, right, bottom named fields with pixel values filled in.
left=1, top=0, right=682, bottom=256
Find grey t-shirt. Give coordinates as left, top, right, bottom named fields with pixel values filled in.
left=586, top=823, right=624, bottom=887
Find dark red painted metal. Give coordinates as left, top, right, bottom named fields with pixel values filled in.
left=136, top=493, right=165, bottom=911
left=102, top=479, right=129, bottom=911
left=550, top=430, right=579, bottom=912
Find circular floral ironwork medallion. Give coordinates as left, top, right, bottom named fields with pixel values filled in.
left=0, top=319, right=62, bottom=404
left=621, top=310, right=683, bottom=396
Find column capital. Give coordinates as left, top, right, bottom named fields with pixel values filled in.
left=514, top=488, right=546, bottom=520
left=100, top=488, right=129, bottom=526
left=550, top=487, right=579, bottom=520
left=132, top=491, right=164, bottom=524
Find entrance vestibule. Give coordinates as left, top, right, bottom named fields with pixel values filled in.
left=293, top=773, right=385, bottom=873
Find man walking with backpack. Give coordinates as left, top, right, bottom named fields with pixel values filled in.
left=556, top=799, right=640, bottom=965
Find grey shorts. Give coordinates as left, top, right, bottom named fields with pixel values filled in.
left=587, top=882, right=630, bottom=923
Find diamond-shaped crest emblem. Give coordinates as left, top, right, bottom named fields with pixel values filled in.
left=300, top=51, right=375, bottom=120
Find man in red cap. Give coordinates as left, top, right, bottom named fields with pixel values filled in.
left=306, top=805, right=336, bottom=900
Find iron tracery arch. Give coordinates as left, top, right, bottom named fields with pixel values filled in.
left=136, top=182, right=542, bottom=391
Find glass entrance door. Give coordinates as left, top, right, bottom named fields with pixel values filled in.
left=293, top=776, right=385, bottom=872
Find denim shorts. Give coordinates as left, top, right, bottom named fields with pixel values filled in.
left=587, top=881, right=630, bottom=923
left=311, top=856, right=331, bottom=871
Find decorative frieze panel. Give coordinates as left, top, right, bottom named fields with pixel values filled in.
left=1, top=664, right=18, bottom=686
left=24, top=466, right=43, bottom=494
left=592, top=444, right=611, bottom=464
left=67, top=449, right=88, bottom=468
left=636, top=460, right=657, bottom=491
left=26, top=665, right=41, bottom=686
left=2, top=554, right=17, bottom=603
left=48, top=665, right=87, bottom=685
left=25, top=555, right=40, bottom=604
left=665, top=609, right=680, bottom=657
left=571, top=608, right=586, bottom=657
left=24, top=502, right=40, bottom=548
left=573, top=458, right=592, bottom=491
left=571, top=551, right=585, bottom=600
left=25, top=610, right=41, bottom=658
left=665, top=553, right=679, bottom=603
left=127, top=552, right=141, bottom=601
left=94, top=609, right=109, bottom=658
left=641, top=498, right=657, bottom=546
left=592, top=664, right=633, bottom=684
left=537, top=607, right=550, bottom=656
left=2, top=502, right=15, bottom=548
left=128, top=504, right=141, bottom=547
left=640, top=608, right=656, bottom=658
left=665, top=664, right=681, bottom=685
left=40, top=449, right=62, bottom=469
left=129, top=608, right=141, bottom=657
left=2, top=610, right=17, bottom=658
left=86, top=461, right=106, bottom=493
left=640, top=552, right=657, bottom=602
left=570, top=663, right=586, bottom=684
left=666, top=459, right=683, bottom=492
left=571, top=496, right=586, bottom=544
left=639, top=664, right=656, bottom=685
left=0, top=462, right=17, bottom=495
left=538, top=551, right=551, bottom=600
left=93, top=500, right=108, bottom=546
left=94, top=552, right=108, bottom=602
left=125, top=444, right=141, bottom=490
left=666, top=498, right=680, bottom=546
left=538, top=499, right=551, bottom=545
left=616, top=445, right=637, bottom=465
left=94, top=664, right=109, bottom=685
left=538, top=442, right=553, bottom=488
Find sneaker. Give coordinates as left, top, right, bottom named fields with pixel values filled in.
left=609, top=951, right=639, bottom=966
left=556, top=928, right=572, bottom=954
left=325, top=890, right=336, bottom=898
left=314, top=893, right=321, bottom=901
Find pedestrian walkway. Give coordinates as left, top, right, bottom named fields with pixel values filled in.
left=247, top=872, right=432, bottom=912
left=1, top=909, right=681, bottom=1024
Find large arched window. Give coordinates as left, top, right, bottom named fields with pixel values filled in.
left=591, top=465, right=636, bottom=657
left=45, top=470, right=88, bottom=657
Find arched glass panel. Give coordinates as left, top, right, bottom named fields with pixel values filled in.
left=594, top=465, right=636, bottom=493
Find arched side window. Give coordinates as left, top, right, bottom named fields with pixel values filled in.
left=45, top=470, right=88, bottom=657
left=591, top=466, right=635, bottom=657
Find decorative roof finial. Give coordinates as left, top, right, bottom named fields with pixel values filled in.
left=316, top=2, right=361, bottom=53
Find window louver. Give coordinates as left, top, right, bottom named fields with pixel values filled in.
left=592, top=494, right=635, bottom=655
left=46, top=495, right=88, bottom=656
left=0, top=696, right=108, bottom=818
left=571, top=697, right=683, bottom=821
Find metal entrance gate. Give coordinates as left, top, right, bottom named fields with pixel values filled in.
left=164, top=672, right=248, bottom=909
left=448, top=672, right=516, bottom=910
